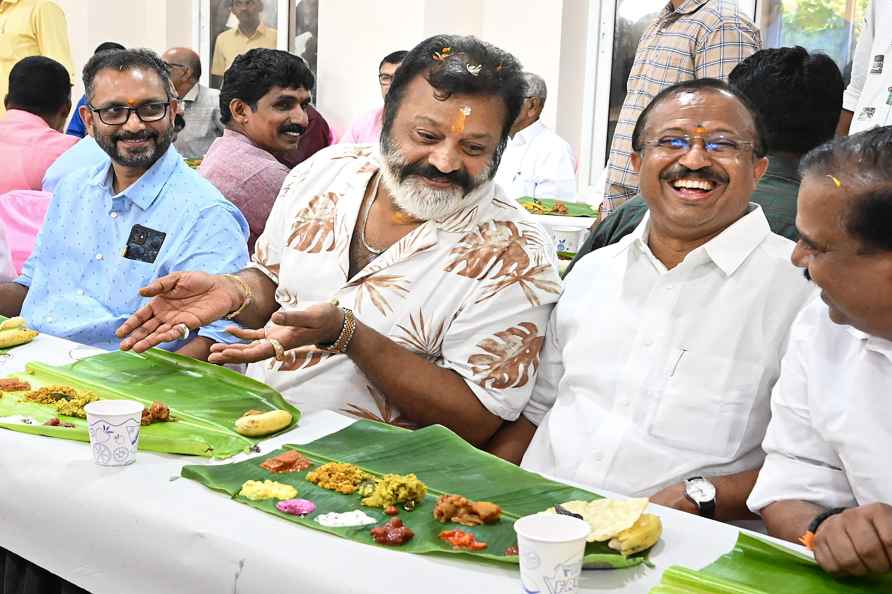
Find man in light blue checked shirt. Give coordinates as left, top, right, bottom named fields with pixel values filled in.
left=0, top=48, right=248, bottom=360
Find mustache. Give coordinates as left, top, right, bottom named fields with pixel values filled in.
left=113, top=130, right=158, bottom=142
left=660, top=165, right=729, bottom=185
left=399, top=160, right=472, bottom=193
left=279, top=123, right=306, bottom=135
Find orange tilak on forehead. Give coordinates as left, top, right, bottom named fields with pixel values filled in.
left=127, top=98, right=137, bottom=106
left=693, top=126, right=707, bottom=136
left=451, top=106, right=472, bottom=133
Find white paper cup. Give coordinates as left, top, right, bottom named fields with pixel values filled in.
left=552, top=227, right=584, bottom=254
left=84, top=400, right=144, bottom=466
left=514, top=513, right=590, bottom=594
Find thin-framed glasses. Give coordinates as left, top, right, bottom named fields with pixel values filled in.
left=642, top=134, right=754, bottom=157
left=165, top=62, right=188, bottom=71
left=88, top=101, right=170, bottom=125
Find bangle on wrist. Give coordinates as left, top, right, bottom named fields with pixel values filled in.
left=223, top=274, right=253, bottom=320
left=800, top=506, right=847, bottom=550
left=317, top=307, right=356, bottom=354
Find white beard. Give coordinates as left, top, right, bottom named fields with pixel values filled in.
left=379, top=145, right=493, bottom=222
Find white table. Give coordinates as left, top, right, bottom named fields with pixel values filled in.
left=0, top=333, right=804, bottom=594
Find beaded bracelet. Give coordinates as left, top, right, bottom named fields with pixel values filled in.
left=799, top=507, right=847, bottom=550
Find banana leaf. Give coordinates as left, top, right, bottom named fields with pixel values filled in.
left=182, top=420, right=650, bottom=569
left=518, top=197, right=598, bottom=218
left=0, top=349, right=300, bottom=458
left=650, top=533, right=892, bottom=593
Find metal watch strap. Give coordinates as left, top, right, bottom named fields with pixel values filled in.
left=317, top=307, right=356, bottom=354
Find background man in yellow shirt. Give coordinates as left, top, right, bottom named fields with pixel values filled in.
left=210, top=0, right=276, bottom=87
left=0, top=0, right=73, bottom=117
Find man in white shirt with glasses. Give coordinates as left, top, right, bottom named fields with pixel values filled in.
left=488, top=79, right=814, bottom=522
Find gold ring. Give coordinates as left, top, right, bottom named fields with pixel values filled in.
left=265, top=337, right=286, bottom=361
left=176, top=323, right=189, bottom=340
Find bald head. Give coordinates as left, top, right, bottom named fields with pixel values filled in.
left=162, top=47, right=201, bottom=97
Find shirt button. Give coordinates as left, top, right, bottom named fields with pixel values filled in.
left=45, top=316, right=53, bottom=323
left=76, top=289, right=85, bottom=296
left=110, top=212, right=118, bottom=219
left=95, top=253, right=103, bottom=261
left=643, top=339, right=654, bottom=347
left=665, top=284, right=674, bottom=291
left=620, top=399, right=631, bottom=407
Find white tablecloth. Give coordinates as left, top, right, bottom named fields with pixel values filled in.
left=0, top=333, right=805, bottom=594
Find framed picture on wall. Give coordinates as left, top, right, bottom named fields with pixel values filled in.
left=195, top=0, right=297, bottom=90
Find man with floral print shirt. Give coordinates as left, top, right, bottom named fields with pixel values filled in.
left=116, top=35, right=561, bottom=447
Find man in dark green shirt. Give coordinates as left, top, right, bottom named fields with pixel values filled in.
left=570, top=47, right=844, bottom=273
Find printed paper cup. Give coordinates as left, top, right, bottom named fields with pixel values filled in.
left=514, top=513, right=590, bottom=594
left=84, top=400, right=144, bottom=466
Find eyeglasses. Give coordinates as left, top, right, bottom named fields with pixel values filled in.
left=165, top=62, right=188, bottom=71
left=642, top=134, right=755, bottom=157
left=88, top=101, right=170, bottom=126
left=378, top=73, right=394, bottom=84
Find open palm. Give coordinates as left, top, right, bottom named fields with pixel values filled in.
left=116, top=271, right=238, bottom=352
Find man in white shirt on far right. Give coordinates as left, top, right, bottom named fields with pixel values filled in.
left=837, top=0, right=892, bottom=135
left=748, top=126, right=892, bottom=578
left=487, top=79, right=814, bottom=522
left=493, top=72, right=576, bottom=200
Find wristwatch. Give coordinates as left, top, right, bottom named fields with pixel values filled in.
left=684, top=476, right=716, bottom=519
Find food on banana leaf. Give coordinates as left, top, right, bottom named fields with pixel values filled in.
left=0, top=317, right=38, bottom=348
left=608, top=513, right=662, bottom=556
left=0, top=378, right=31, bottom=392
left=306, top=462, right=370, bottom=494
left=544, top=497, right=650, bottom=542
left=43, top=417, right=75, bottom=427
left=260, top=450, right=312, bottom=473
left=504, top=545, right=519, bottom=556
left=234, top=408, right=292, bottom=436
left=439, top=529, right=488, bottom=550
left=358, top=473, right=428, bottom=509
left=315, top=510, right=377, bottom=527
left=433, top=494, right=502, bottom=526
left=370, top=517, right=414, bottom=546
left=140, top=400, right=172, bottom=425
left=25, top=385, right=99, bottom=418
left=275, top=498, right=316, bottom=516
left=238, top=479, right=298, bottom=501
left=384, top=505, right=399, bottom=516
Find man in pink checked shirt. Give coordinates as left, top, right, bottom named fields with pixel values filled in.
left=339, top=49, right=407, bottom=145
left=0, top=56, right=77, bottom=193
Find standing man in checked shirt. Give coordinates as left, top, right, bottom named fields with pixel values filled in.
left=600, top=0, right=760, bottom=219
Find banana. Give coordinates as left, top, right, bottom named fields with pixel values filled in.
left=608, top=513, right=662, bottom=556
left=0, top=328, right=39, bottom=349
left=234, top=409, right=292, bottom=436
left=0, top=317, right=27, bottom=330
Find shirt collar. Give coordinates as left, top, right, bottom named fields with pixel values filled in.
left=616, top=204, right=772, bottom=276
left=88, top=145, right=181, bottom=210
left=513, top=119, right=545, bottom=145
left=2, top=109, right=51, bottom=129
left=763, top=153, right=801, bottom=183
left=235, top=23, right=268, bottom=40
left=666, top=0, right=710, bottom=16
left=844, top=325, right=892, bottom=360
left=181, top=83, right=200, bottom=102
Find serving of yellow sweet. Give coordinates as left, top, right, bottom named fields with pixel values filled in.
left=238, top=479, right=298, bottom=501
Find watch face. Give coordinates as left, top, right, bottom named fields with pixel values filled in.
left=686, top=478, right=716, bottom=503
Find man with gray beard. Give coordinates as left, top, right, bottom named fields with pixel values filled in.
left=0, top=48, right=249, bottom=360
left=114, top=35, right=561, bottom=446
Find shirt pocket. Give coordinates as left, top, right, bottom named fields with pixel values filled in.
left=646, top=353, right=762, bottom=460
left=0, top=18, right=33, bottom=61
left=103, top=257, right=159, bottom=316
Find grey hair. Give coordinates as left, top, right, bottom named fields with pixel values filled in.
left=522, top=72, right=547, bottom=101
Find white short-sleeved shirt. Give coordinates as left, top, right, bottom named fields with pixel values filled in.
left=246, top=144, right=561, bottom=425
left=521, top=207, right=815, bottom=496
left=494, top=121, right=577, bottom=201
left=844, top=0, right=892, bottom=134
left=748, top=298, right=892, bottom=512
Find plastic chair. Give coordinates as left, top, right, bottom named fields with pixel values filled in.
left=0, top=190, right=52, bottom=274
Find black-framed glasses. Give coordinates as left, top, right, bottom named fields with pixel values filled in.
left=642, top=134, right=754, bottom=157
left=88, top=101, right=170, bottom=125
left=378, top=73, right=394, bottom=84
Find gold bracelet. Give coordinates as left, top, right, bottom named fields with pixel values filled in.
left=223, top=274, right=253, bottom=320
left=317, top=308, right=356, bottom=354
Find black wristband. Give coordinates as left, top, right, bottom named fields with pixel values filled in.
left=808, top=506, right=847, bottom=535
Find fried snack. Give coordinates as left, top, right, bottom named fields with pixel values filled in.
left=141, top=401, right=171, bottom=425
left=0, top=378, right=31, bottom=392
left=545, top=497, right=649, bottom=542
left=359, top=474, right=428, bottom=509
left=434, top=494, right=502, bottom=526
left=608, top=513, right=662, bottom=556
left=306, top=462, right=370, bottom=494
left=234, top=409, right=292, bottom=436
left=0, top=316, right=38, bottom=348
left=25, top=385, right=99, bottom=419
left=553, top=201, right=569, bottom=215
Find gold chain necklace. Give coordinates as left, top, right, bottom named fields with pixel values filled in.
left=359, top=172, right=385, bottom=256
